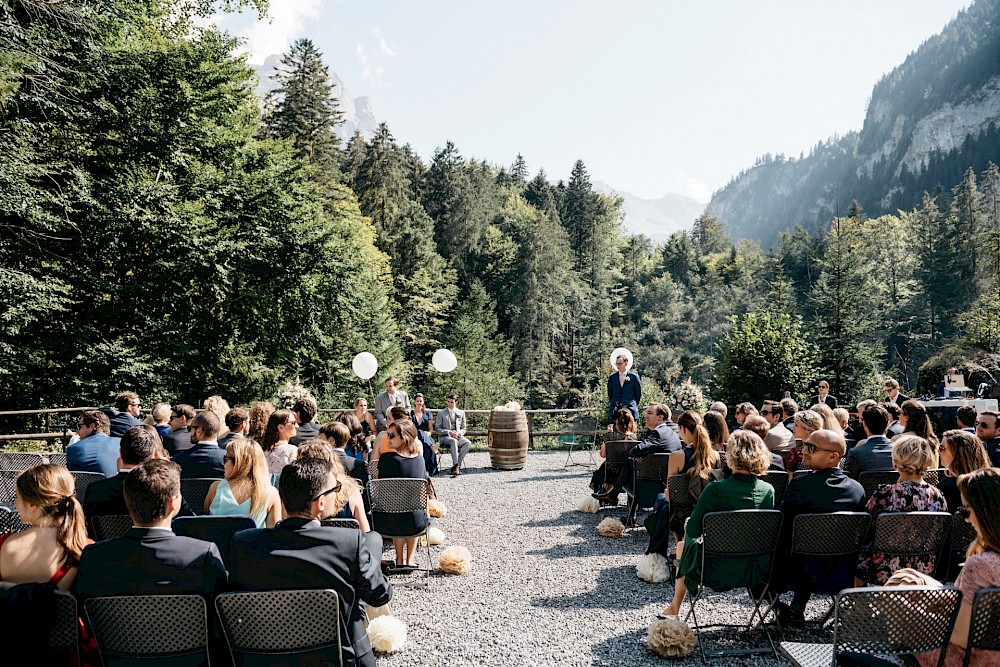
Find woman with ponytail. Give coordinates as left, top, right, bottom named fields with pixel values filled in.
left=0, top=464, right=90, bottom=589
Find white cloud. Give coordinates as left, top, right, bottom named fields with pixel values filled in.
left=238, top=0, right=323, bottom=64
left=357, top=27, right=396, bottom=86
left=672, top=169, right=713, bottom=203
left=372, top=27, right=397, bottom=57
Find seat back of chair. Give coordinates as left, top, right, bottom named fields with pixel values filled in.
left=761, top=471, right=789, bottom=505
left=947, top=511, right=979, bottom=582
left=0, top=451, right=45, bottom=472
left=634, top=453, right=672, bottom=483
left=216, top=589, right=341, bottom=667
left=85, top=594, right=209, bottom=666
left=320, top=518, right=361, bottom=530
left=872, top=512, right=951, bottom=562
left=967, top=588, right=1000, bottom=661
left=666, top=474, right=693, bottom=511
left=0, top=470, right=19, bottom=503
left=832, top=586, right=961, bottom=662
left=923, top=468, right=946, bottom=486
left=859, top=470, right=900, bottom=499
left=50, top=590, right=80, bottom=660
left=369, top=478, right=427, bottom=514
left=700, top=510, right=782, bottom=591
left=90, top=514, right=134, bottom=541
left=180, top=478, right=218, bottom=515
left=0, top=505, right=28, bottom=534
left=790, top=512, right=871, bottom=556
left=172, top=515, right=255, bottom=569
left=69, top=471, right=104, bottom=502
left=603, top=440, right=636, bottom=480
left=48, top=453, right=68, bottom=467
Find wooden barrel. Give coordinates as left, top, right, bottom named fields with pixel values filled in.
left=487, top=410, right=529, bottom=470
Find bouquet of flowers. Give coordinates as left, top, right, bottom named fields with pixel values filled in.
left=277, top=379, right=312, bottom=409
left=669, top=378, right=706, bottom=413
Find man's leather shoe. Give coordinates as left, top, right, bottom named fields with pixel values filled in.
left=591, top=491, right=617, bottom=502
left=775, top=601, right=805, bottom=627
left=451, top=466, right=460, bottom=477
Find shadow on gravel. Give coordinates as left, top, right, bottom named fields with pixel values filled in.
left=521, top=510, right=592, bottom=528
left=589, top=628, right=652, bottom=667
left=530, top=565, right=662, bottom=610
left=509, top=472, right=590, bottom=483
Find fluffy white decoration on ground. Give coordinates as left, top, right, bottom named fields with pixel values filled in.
left=368, top=615, right=407, bottom=653
left=636, top=552, right=671, bottom=583
left=438, top=545, right=472, bottom=574
left=427, top=526, right=445, bottom=545
left=577, top=494, right=600, bottom=513
left=427, top=498, right=447, bottom=517
left=597, top=516, right=626, bottom=538
left=646, top=618, right=696, bottom=658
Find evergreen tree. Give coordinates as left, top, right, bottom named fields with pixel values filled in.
left=354, top=123, right=411, bottom=247
left=980, top=162, right=1000, bottom=297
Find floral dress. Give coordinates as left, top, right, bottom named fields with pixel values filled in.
left=856, top=480, right=948, bottom=584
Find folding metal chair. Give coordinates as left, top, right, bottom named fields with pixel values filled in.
left=867, top=511, right=952, bottom=585
left=761, top=471, right=790, bottom=506
left=0, top=451, right=45, bottom=471
left=69, top=471, right=104, bottom=503
left=172, top=515, right=256, bottom=570
left=858, top=470, right=900, bottom=499
left=48, top=453, right=68, bottom=467
left=965, top=588, right=1000, bottom=666
left=0, top=470, right=18, bottom=504
left=85, top=594, right=210, bottom=667
left=90, top=514, right=134, bottom=541
left=780, top=586, right=962, bottom=667
left=320, top=517, right=361, bottom=530
left=624, top=452, right=671, bottom=529
left=180, top=478, right=219, bottom=515
left=923, top=467, right=946, bottom=486
left=368, top=477, right=432, bottom=584
left=683, top=509, right=784, bottom=662
left=564, top=414, right=598, bottom=467
left=49, top=590, right=81, bottom=666
left=943, top=510, right=978, bottom=582
left=0, top=505, right=28, bottom=534
left=216, top=589, right=341, bottom=667
left=594, top=439, right=636, bottom=510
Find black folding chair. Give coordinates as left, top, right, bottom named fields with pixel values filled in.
left=320, top=517, right=361, bottom=530
left=216, top=589, right=341, bottom=667
left=858, top=470, right=900, bottom=499
left=369, top=478, right=432, bottom=584
left=624, top=452, right=671, bottom=528
left=69, top=471, right=104, bottom=503
left=0, top=470, right=20, bottom=503
left=48, top=453, right=68, bottom=467
left=866, top=511, right=952, bottom=585
left=181, top=478, right=220, bottom=515
left=172, top=515, right=256, bottom=570
left=85, top=594, right=210, bottom=667
left=595, top=439, right=635, bottom=510
left=683, top=509, right=784, bottom=662
left=0, top=451, right=45, bottom=471
left=780, top=586, right=962, bottom=667
left=564, top=414, right=598, bottom=467
left=0, top=505, right=28, bottom=534
left=944, top=510, right=978, bottom=582
left=761, top=471, right=790, bottom=506
left=90, top=514, right=134, bottom=541
left=923, top=467, right=946, bottom=486
left=965, top=588, right=1000, bottom=666
left=0, top=586, right=81, bottom=664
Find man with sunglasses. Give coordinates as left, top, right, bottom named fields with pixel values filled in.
left=230, top=458, right=392, bottom=667
left=772, top=429, right=865, bottom=625
left=976, top=409, right=1000, bottom=466
left=760, top=400, right=793, bottom=451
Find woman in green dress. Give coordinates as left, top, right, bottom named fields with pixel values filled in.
left=660, top=429, right=775, bottom=618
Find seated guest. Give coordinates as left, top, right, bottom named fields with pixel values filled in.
left=247, top=400, right=274, bottom=444
left=172, top=411, right=225, bottom=478
left=202, top=395, right=231, bottom=442
left=375, top=421, right=428, bottom=569
left=371, top=406, right=409, bottom=466
left=108, top=392, right=142, bottom=438
left=0, top=464, right=89, bottom=589
left=296, top=439, right=370, bottom=532
left=593, top=403, right=682, bottom=505
left=884, top=401, right=905, bottom=437
left=887, top=468, right=1000, bottom=667
left=774, top=429, right=865, bottom=625
left=85, top=425, right=195, bottom=525
left=808, top=381, right=838, bottom=409
left=810, top=402, right=844, bottom=436
left=956, top=404, right=978, bottom=433
left=289, top=397, right=321, bottom=446
left=709, top=401, right=727, bottom=419
left=337, top=411, right=368, bottom=462
left=893, top=400, right=939, bottom=453
left=148, top=402, right=172, bottom=439
left=204, top=439, right=282, bottom=528
left=847, top=399, right=877, bottom=444
left=843, top=405, right=894, bottom=479
left=884, top=377, right=911, bottom=406
left=218, top=407, right=249, bottom=449
left=975, top=409, right=1000, bottom=467
left=783, top=409, right=823, bottom=475
left=163, top=403, right=196, bottom=454
left=434, top=394, right=471, bottom=477
left=739, top=415, right=785, bottom=472
left=319, top=421, right=371, bottom=518
left=660, top=430, right=776, bottom=618
left=75, top=459, right=227, bottom=601
left=261, top=409, right=299, bottom=478
left=67, top=409, right=120, bottom=478
left=937, top=429, right=991, bottom=512
left=833, top=407, right=850, bottom=432
left=760, top=400, right=793, bottom=451
left=856, top=436, right=948, bottom=585
left=229, top=458, right=392, bottom=667
left=410, top=393, right=437, bottom=475
left=780, top=398, right=798, bottom=432
left=733, top=402, right=758, bottom=430
left=703, top=410, right=729, bottom=452
left=590, top=407, right=638, bottom=495
left=353, top=397, right=377, bottom=451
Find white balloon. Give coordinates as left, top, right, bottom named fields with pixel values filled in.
left=609, top=347, right=634, bottom=373
left=432, top=348, right=458, bottom=373
left=352, top=352, right=379, bottom=380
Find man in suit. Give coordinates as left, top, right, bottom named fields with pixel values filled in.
left=780, top=398, right=798, bottom=432
left=172, top=411, right=225, bottom=478
left=843, top=405, right=895, bottom=479
left=67, top=409, right=120, bottom=478
left=229, top=458, right=392, bottom=667
left=319, top=422, right=371, bottom=516
left=761, top=400, right=794, bottom=452
left=773, top=429, right=865, bottom=625
left=956, top=404, right=978, bottom=434
left=84, top=425, right=195, bottom=528
left=218, top=407, right=248, bottom=449
left=847, top=399, right=877, bottom=445
left=435, top=393, right=471, bottom=477
left=606, top=353, right=642, bottom=429
left=593, top=403, right=682, bottom=505
left=976, top=409, right=1000, bottom=466
left=163, top=403, right=196, bottom=454
left=884, top=378, right=910, bottom=406
left=883, top=401, right=905, bottom=437
left=289, top=397, right=321, bottom=446
left=75, top=459, right=227, bottom=602
left=374, top=377, right=410, bottom=432
left=807, top=381, right=838, bottom=409
left=108, top=392, right=142, bottom=437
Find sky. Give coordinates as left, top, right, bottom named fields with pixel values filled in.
left=212, top=1, right=971, bottom=202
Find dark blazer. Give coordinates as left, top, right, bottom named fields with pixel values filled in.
left=607, top=371, right=642, bottom=425
left=630, top=422, right=682, bottom=457
left=985, top=437, right=1000, bottom=468
left=229, top=518, right=393, bottom=667
left=163, top=427, right=193, bottom=455
left=66, top=433, right=121, bottom=478
left=108, top=412, right=141, bottom=438
left=289, top=421, right=321, bottom=446
left=75, top=527, right=227, bottom=602
left=843, top=435, right=895, bottom=479
left=217, top=432, right=245, bottom=449
left=83, top=472, right=195, bottom=528
left=888, top=393, right=911, bottom=406
left=807, top=394, right=838, bottom=409
left=172, top=442, right=226, bottom=479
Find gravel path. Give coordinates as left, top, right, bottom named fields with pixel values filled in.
left=375, top=451, right=822, bottom=666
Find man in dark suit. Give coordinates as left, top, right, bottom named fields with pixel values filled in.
left=807, top=381, right=838, bottom=409
left=846, top=400, right=877, bottom=445
left=218, top=408, right=249, bottom=449
left=774, top=429, right=865, bottom=625
left=289, top=397, right=322, bottom=446
left=76, top=459, right=227, bottom=602
left=843, top=405, right=895, bottom=479
left=884, top=378, right=910, bottom=406
left=780, top=397, right=798, bottom=431
left=108, top=392, right=142, bottom=437
left=84, top=425, right=196, bottom=529
left=606, top=353, right=642, bottom=428
left=956, top=405, right=978, bottom=434
left=163, top=403, right=196, bottom=454
left=976, top=409, right=1000, bottom=467
left=229, top=459, right=392, bottom=667
left=593, top=403, right=682, bottom=505
left=172, top=411, right=225, bottom=478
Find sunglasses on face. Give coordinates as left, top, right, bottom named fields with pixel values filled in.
left=311, top=481, right=342, bottom=502
left=804, top=442, right=836, bottom=454
left=976, top=421, right=996, bottom=428
left=223, top=455, right=234, bottom=463
left=957, top=506, right=972, bottom=519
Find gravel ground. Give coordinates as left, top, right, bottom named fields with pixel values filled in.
left=375, top=450, right=831, bottom=666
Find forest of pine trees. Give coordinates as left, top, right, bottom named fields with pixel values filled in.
left=2, top=1, right=998, bottom=423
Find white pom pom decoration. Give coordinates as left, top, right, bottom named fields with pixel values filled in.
left=577, top=494, right=600, bottom=513
left=368, top=615, right=407, bottom=653
left=636, top=553, right=671, bottom=583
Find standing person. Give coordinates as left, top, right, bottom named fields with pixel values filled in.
left=411, top=393, right=437, bottom=476
left=109, top=392, right=142, bottom=437
left=353, top=398, right=377, bottom=449
left=884, top=378, right=910, bottom=406
left=260, top=409, right=299, bottom=478
left=434, top=394, right=470, bottom=477
left=808, top=381, right=838, bottom=409
left=247, top=400, right=274, bottom=444
left=606, top=352, right=641, bottom=429
left=375, top=421, right=428, bottom=570
left=375, top=377, right=410, bottom=433
left=204, top=439, right=282, bottom=528
left=975, top=409, right=1000, bottom=467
